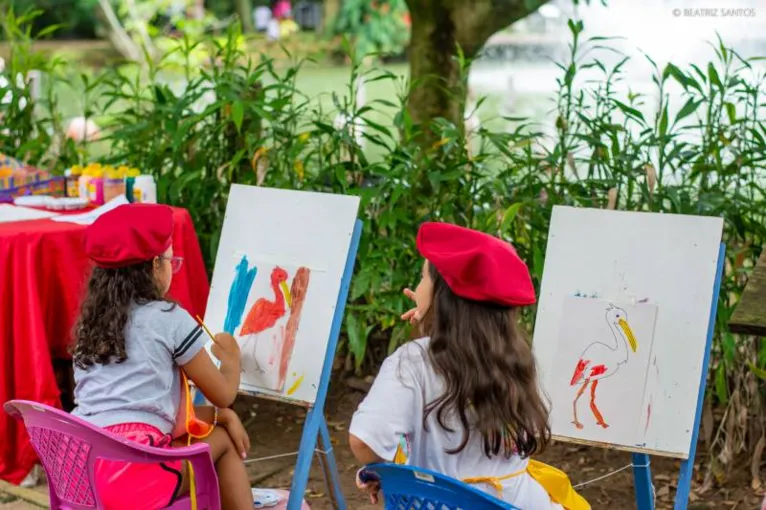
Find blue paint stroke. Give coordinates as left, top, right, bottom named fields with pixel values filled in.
left=223, top=255, right=258, bottom=334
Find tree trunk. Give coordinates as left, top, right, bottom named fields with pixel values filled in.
left=322, top=0, right=341, bottom=34
left=404, top=0, right=547, bottom=146
left=235, top=0, right=255, bottom=32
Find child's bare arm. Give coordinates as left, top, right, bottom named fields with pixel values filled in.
left=349, top=434, right=384, bottom=464
left=183, top=334, right=240, bottom=407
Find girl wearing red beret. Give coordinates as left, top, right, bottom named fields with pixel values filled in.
left=349, top=222, right=589, bottom=510
left=71, top=204, right=254, bottom=509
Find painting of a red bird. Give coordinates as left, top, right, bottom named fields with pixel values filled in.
left=240, top=267, right=292, bottom=374
left=241, top=267, right=292, bottom=335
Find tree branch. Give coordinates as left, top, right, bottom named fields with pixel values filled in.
left=96, top=0, right=142, bottom=62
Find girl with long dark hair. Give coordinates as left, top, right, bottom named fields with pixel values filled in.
left=72, top=203, right=253, bottom=510
left=349, top=222, right=589, bottom=509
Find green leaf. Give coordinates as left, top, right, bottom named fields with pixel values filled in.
left=231, top=101, right=244, bottom=132
left=663, top=63, right=702, bottom=93
left=351, top=270, right=371, bottom=300
left=747, top=362, right=766, bottom=381
left=500, top=202, right=524, bottom=234
left=674, top=98, right=702, bottom=126
left=724, top=102, right=737, bottom=124
left=346, top=313, right=366, bottom=367
left=707, top=63, right=722, bottom=90
left=714, top=364, right=728, bottom=404
left=613, top=100, right=645, bottom=123
left=659, top=105, right=668, bottom=139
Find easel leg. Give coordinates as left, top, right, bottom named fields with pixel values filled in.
left=318, top=417, right=346, bottom=509
left=632, top=453, right=654, bottom=510
left=675, top=243, right=726, bottom=510
left=288, top=406, right=320, bottom=509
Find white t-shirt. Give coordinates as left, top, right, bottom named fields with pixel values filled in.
left=350, top=337, right=563, bottom=510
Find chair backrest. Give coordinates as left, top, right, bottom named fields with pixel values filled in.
left=4, top=400, right=217, bottom=509
left=366, top=463, right=521, bottom=510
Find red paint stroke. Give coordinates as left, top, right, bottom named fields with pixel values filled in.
left=240, top=267, right=289, bottom=336
left=589, top=364, right=608, bottom=377
left=277, top=267, right=311, bottom=391
left=570, top=359, right=590, bottom=386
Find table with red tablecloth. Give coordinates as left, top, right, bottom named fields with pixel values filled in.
left=0, top=207, right=210, bottom=484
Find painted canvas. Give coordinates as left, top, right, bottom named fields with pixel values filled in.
left=204, top=185, right=360, bottom=405
left=533, top=206, right=723, bottom=457
left=549, top=297, right=658, bottom=446
left=222, top=255, right=311, bottom=392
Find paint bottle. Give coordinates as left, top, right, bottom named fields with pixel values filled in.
left=124, top=167, right=141, bottom=203
left=65, top=165, right=81, bottom=197
left=103, top=166, right=125, bottom=202
left=78, top=167, right=92, bottom=201
left=88, top=167, right=105, bottom=205
left=134, top=174, right=157, bottom=204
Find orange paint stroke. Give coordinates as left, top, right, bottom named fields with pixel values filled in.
left=240, top=267, right=289, bottom=336
left=287, top=374, right=305, bottom=396
left=278, top=267, right=311, bottom=391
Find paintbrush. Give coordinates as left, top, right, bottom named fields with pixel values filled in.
left=195, top=315, right=217, bottom=343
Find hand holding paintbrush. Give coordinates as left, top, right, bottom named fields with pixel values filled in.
left=196, top=315, right=240, bottom=363
left=195, top=316, right=241, bottom=406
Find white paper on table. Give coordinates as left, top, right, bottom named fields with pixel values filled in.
left=51, top=195, right=129, bottom=225
left=0, top=204, right=59, bottom=223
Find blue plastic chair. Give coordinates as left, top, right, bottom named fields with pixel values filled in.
left=364, top=463, right=521, bottom=510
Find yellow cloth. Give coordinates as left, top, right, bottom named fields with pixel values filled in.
left=463, top=460, right=590, bottom=510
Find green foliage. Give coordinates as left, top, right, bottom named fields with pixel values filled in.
left=2, top=0, right=100, bottom=39
left=0, top=8, right=79, bottom=169
left=332, top=0, right=410, bottom=59
left=3, top=9, right=766, bottom=474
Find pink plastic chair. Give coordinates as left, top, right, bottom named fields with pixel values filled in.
left=4, top=400, right=220, bottom=509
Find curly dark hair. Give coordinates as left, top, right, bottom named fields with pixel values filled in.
left=73, top=261, right=169, bottom=369
left=420, top=262, right=551, bottom=460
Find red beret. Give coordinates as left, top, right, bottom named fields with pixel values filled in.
left=85, top=204, right=174, bottom=269
left=416, top=222, right=536, bottom=307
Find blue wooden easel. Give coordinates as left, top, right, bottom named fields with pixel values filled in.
left=631, top=242, right=726, bottom=510
left=283, top=218, right=362, bottom=509
left=194, top=219, right=362, bottom=509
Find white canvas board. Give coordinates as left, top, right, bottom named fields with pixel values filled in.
left=549, top=297, right=658, bottom=446
left=533, top=206, right=722, bottom=458
left=204, top=185, right=359, bottom=405
left=0, top=204, right=58, bottom=223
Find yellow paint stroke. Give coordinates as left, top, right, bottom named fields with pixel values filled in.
left=280, top=280, right=292, bottom=308
left=287, top=374, right=305, bottom=396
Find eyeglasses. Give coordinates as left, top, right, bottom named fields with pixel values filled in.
left=160, top=256, right=184, bottom=274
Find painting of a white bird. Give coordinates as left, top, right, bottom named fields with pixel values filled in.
left=569, top=303, right=638, bottom=429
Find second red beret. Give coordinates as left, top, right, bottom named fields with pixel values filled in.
left=416, top=222, right=536, bottom=307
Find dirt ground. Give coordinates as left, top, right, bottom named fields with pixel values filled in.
left=2, top=384, right=761, bottom=509
left=235, top=384, right=761, bottom=510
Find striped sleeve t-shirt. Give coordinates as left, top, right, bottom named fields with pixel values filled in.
left=72, top=301, right=206, bottom=434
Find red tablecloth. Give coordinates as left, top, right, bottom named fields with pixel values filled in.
left=0, top=207, right=210, bottom=484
